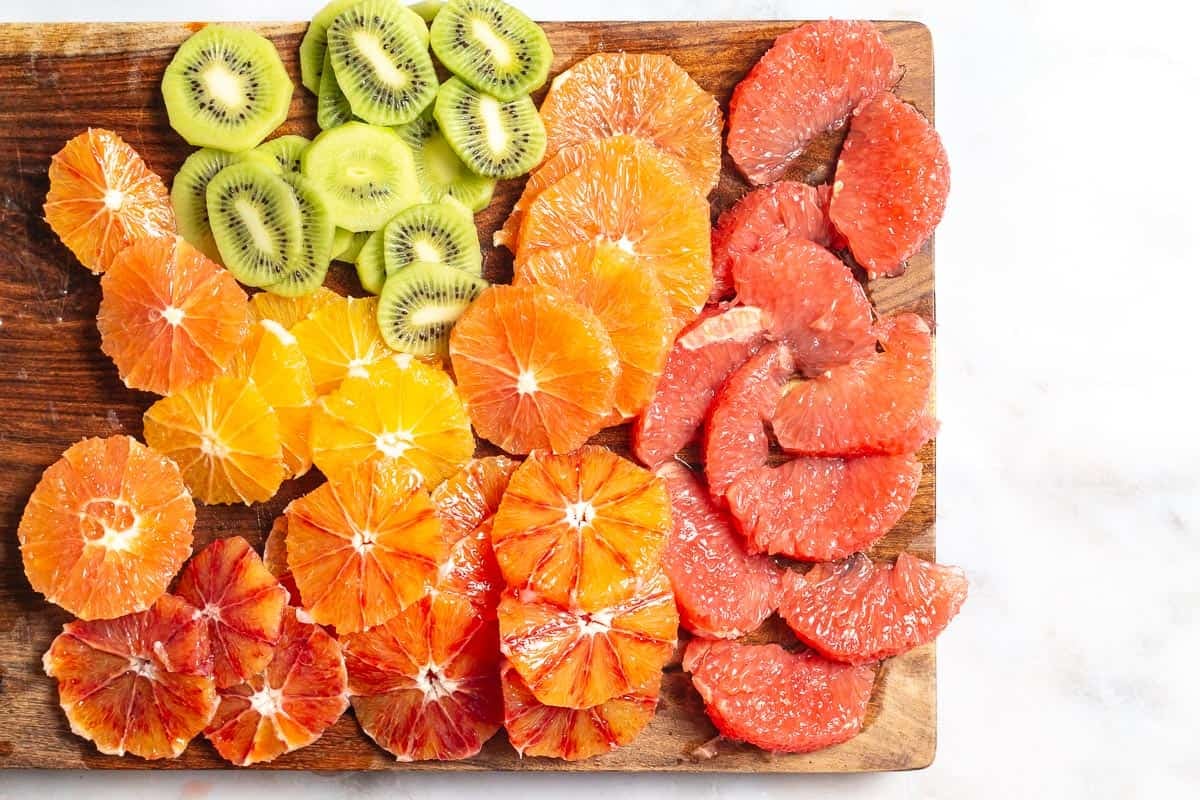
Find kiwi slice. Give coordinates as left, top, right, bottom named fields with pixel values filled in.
left=382, top=202, right=482, bottom=279
left=264, top=173, right=335, bottom=297
left=162, top=24, right=293, bottom=151
left=430, top=0, right=552, bottom=101
left=377, top=260, right=487, bottom=355
left=317, top=51, right=357, bottom=130
left=256, top=135, right=311, bottom=174
left=394, top=110, right=496, bottom=211
left=409, top=0, right=445, bottom=22
left=301, top=121, right=423, bottom=231
left=327, top=0, right=439, bottom=127
left=207, top=162, right=303, bottom=288
left=336, top=230, right=373, bottom=262
left=299, top=0, right=361, bottom=93
left=355, top=228, right=387, bottom=294
left=172, top=148, right=242, bottom=262
left=433, top=77, right=544, bottom=179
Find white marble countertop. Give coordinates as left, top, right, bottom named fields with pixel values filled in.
left=2, top=0, right=1197, bottom=797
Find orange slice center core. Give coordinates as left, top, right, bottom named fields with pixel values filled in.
left=375, top=430, right=414, bottom=458
left=562, top=501, right=595, bottom=529
left=577, top=610, right=613, bottom=636
left=80, top=499, right=140, bottom=551
left=249, top=686, right=285, bottom=717
left=102, top=189, right=125, bottom=211
left=414, top=662, right=458, bottom=702
left=350, top=529, right=378, bottom=554
left=161, top=305, right=185, bottom=326
left=127, top=656, right=158, bottom=680
left=515, top=370, right=538, bottom=395
left=199, top=429, right=230, bottom=459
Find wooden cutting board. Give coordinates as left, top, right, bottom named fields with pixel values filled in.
left=0, top=19, right=936, bottom=772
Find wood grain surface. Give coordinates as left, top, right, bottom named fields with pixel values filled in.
left=0, top=19, right=936, bottom=772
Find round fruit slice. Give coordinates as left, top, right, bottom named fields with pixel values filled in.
left=632, top=304, right=766, bottom=469
left=449, top=284, right=618, bottom=455
left=778, top=553, right=968, bottom=665
left=205, top=608, right=348, bottom=765
left=501, top=663, right=659, bottom=761
left=732, top=235, right=874, bottom=375
left=683, top=638, right=875, bottom=754
left=285, top=458, right=445, bottom=634
left=250, top=285, right=340, bottom=330
left=311, top=356, right=474, bottom=484
left=429, top=0, right=552, bottom=101
left=263, top=514, right=302, bottom=606
left=291, top=295, right=393, bottom=394
left=772, top=313, right=938, bottom=457
left=175, top=536, right=288, bottom=689
left=515, top=136, right=712, bottom=327
left=726, top=20, right=898, bottom=185
left=492, top=446, right=672, bottom=610
left=515, top=240, right=675, bottom=420
left=342, top=592, right=502, bottom=761
left=143, top=376, right=285, bottom=505
left=539, top=52, right=723, bottom=194
left=829, top=92, right=950, bottom=277
left=43, top=128, right=175, bottom=273
left=657, top=462, right=781, bottom=639
left=433, top=77, right=546, bottom=180
left=43, top=594, right=216, bottom=760
left=18, top=436, right=195, bottom=620
left=498, top=572, right=678, bottom=709
left=302, top=122, right=423, bottom=231
left=97, top=236, right=252, bottom=396
left=710, top=181, right=838, bottom=302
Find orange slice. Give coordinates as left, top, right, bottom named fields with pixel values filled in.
left=284, top=458, right=446, bottom=634
left=449, top=284, right=618, bottom=454
left=250, top=285, right=340, bottom=331
left=204, top=608, right=348, bottom=766
left=539, top=53, right=723, bottom=194
left=498, top=572, right=678, bottom=709
left=291, top=295, right=392, bottom=394
left=501, top=663, right=659, bottom=761
left=43, top=128, right=175, bottom=273
left=175, top=536, right=287, bottom=689
left=491, top=446, right=671, bottom=609
left=43, top=594, right=216, bottom=760
left=515, top=240, right=675, bottom=420
left=515, top=136, right=712, bottom=327
left=18, top=435, right=195, bottom=620
left=342, top=592, right=503, bottom=761
left=263, top=514, right=301, bottom=606
left=97, top=236, right=252, bottom=396
left=310, top=357, right=473, bottom=485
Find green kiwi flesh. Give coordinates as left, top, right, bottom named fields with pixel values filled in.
left=317, top=50, right=357, bottom=130
left=172, top=148, right=242, bottom=262
left=377, top=260, right=487, bottom=355
left=355, top=227, right=388, bottom=294
left=409, top=0, right=445, bottom=22
left=429, top=0, right=552, bottom=101
left=256, top=135, right=311, bottom=174
left=264, top=173, right=335, bottom=297
left=382, top=202, right=482, bottom=278
left=394, top=110, right=495, bottom=211
left=433, top=76, right=545, bottom=179
left=207, top=162, right=304, bottom=288
left=299, top=0, right=362, bottom=93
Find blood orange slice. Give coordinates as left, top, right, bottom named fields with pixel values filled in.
left=291, top=295, right=392, bottom=394
left=342, top=592, right=502, bottom=761
left=18, top=435, right=194, bottom=620
left=772, top=313, right=938, bottom=457
left=43, top=128, right=175, bottom=273
left=449, top=284, right=618, bottom=455
left=632, top=304, right=766, bottom=469
left=732, top=235, right=874, bottom=375
left=710, top=182, right=837, bottom=301
left=501, top=662, right=659, bottom=761
left=830, top=92, right=950, bottom=278
left=683, top=638, right=874, bottom=754
left=43, top=594, right=216, bottom=760
left=657, top=462, right=781, bottom=639
left=263, top=514, right=301, bottom=606
left=250, top=285, right=340, bottom=331
left=778, top=553, right=967, bottom=664
left=284, top=458, right=445, bottom=634
left=538, top=53, right=723, bottom=194
left=97, top=236, right=252, bottom=396
left=498, top=572, right=678, bottom=709
left=175, top=536, right=288, bottom=688
left=726, top=20, right=898, bottom=185
left=491, top=446, right=671, bottom=610
left=205, top=608, right=349, bottom=765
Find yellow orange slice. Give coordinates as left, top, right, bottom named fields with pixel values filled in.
left=292, top=295, right=392, bottom=394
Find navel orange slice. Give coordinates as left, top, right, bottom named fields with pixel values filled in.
left=250, top=285, right=340, bottom=331
left=291, top=295, right=392, bottom=394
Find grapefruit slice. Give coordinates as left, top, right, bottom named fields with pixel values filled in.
left=779, top=553, right=967, bottom=664
left=97, top=236, right=252, bottom=396
left=205, top=608, right=349, bottom=766
left=43, top=128, right=175, bottom=273
left=632, top=304, right=766, bottom=469
left=726, top=20, right=898, bottom=185
left=657, top=462, right=781, bottom=639
left=175, top=536, right=288, bottom=688
left=284, top=458, right=445, bottom=634
left=263, top=514, right=302, bottom=606
left=710, top=182, right=837, bottom=301
left=501, top=662, right=659, bottom=761
left=449, top=284, right=619, bottom=455
left=732, top=235, right=874, bottom=375
left=498, top=572, right=678, bottom=709
left=683, top=638, right=875, bottom=754
left=772, top=313, right=937, bottom=457
left=829, top=92, right=950, bottom=277
left=18, top=435, right=195, bottom=620
left=250, top=285, right=340, bottom=331
left=491, top=446, right=672, bottom=610
left=43, top=594, right=216, bottom=760
left=538, top=53, right=723, bottom=193
left=291, top=295, right=392, bottom=394
left=342, top=592, right=502, bottom=761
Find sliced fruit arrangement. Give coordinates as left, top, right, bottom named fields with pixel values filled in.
left=291, top=295, right=392, bottom=394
